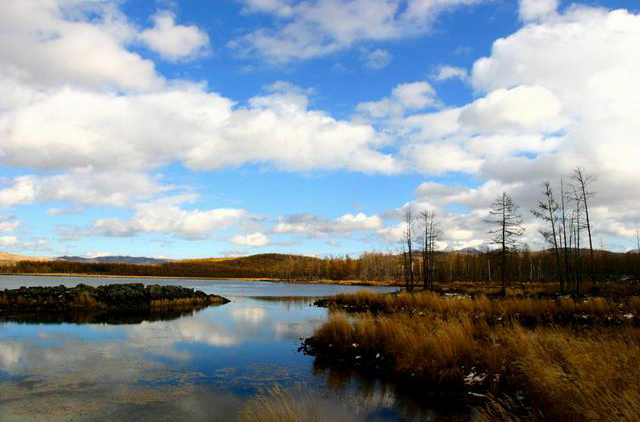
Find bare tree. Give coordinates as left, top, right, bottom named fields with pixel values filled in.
left=571, top=186, right=585, bottom=295
left=572, top=167, right=597, bottom=283
left=559, top=178, right=571, bottom=290
left=402, top=210, right=415, bottom=292
left=486, top=192, right=525, bottom=296
left=419, top=210, right=442, bottom=291
left=531, top=182, right=564, bottom=293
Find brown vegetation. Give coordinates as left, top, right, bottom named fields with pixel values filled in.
left=241, top=384, right=323, bottom=422
left=304, top=289, right=640, bottom=421
left=2, top=249, right=639, bottom=287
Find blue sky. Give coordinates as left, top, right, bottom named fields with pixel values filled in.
left=1, top=0, right=639, bottom=258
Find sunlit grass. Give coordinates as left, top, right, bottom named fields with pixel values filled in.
left=324, top=290, right=640, bottom=324
left=308, top=289, right=640, bottom=421
left=241, top=384, right=324, bottom=422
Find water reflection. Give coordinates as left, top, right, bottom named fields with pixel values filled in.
left=0, top=277, right=461, bottom=421
left=0, top=304, right=219, bottom=325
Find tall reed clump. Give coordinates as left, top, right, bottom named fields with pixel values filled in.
left=325, top=290, right=638, bottom=325
left=479, top=326, right=640, bottom=421
left=310, top=312, right=503, bottom=388
left=309, top=290, right=640, bottom=422
left=149, top=297, right=208, bottom=308
left=241, top=384, right=324, bottom=422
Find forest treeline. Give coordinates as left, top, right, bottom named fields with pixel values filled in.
left=2, top=250, right=639, bottom=285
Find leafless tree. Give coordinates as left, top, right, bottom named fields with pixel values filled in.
left=531, top=182, right=564, bottom=293
left=486, top=192, right=525, bottom=296
left=402, top=210, right=415, bottom=292
left=559, top=178, right=571, bottom=290
left=419, top=210, right=442, bottom=291
left=570, top=185, right=586, bottom=295
left=572, top=167, right=597, bottom=283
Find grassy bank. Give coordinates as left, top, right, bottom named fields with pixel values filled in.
left=304, top=290, right=640, bottom=421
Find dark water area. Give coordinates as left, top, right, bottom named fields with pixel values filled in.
left=0, top=276, right=469, bottom=421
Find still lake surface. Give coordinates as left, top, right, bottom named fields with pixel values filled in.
left=0, top=276, right=460, bottom=421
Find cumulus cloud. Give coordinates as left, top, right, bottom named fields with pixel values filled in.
left=431, top=64, right=468, bottom=82
left=93, top=198, right=247, bottom=239
left=459, top=85, right=566, bottom=134
left=357, top=81, right=437, bottom=118
left=231, top=0, right=488, bottom=62
left=519, top=0, right=558, bottom=22
left=139, top=11, right=211, bottom=61
left=0, top=0, right=162, bottom=91
left=273, top=212, right=383, bottom=238
left=230, top=232, right=270, bottom=247
left=0, top=80, right=397, bottom=176
left=362, top=48, right=393, bottom=70
left=0, top=171, right=169, bottom=208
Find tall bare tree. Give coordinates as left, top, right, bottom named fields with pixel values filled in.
left=531, top=182, right=564, bottom=293
left=570, top=186, right=586, bottom=295
left=559, top=178, right=571, bottom=290
left=572, top=167, right=597, bottom=283
left=486, top=192, right=525, bottom=296
left=419, top=210, right=442, bottom=291
left=402, top=210, right=415, bottom=292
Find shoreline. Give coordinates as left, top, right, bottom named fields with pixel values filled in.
left=0, top=272, right=400, bottom=287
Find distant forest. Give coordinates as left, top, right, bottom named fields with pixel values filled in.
left=2, top=250, right=639, bottom=286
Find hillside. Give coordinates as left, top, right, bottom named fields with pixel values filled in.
left=57, top=255, right=169, bottom=265
left=0, top=251, right=50, bottom=263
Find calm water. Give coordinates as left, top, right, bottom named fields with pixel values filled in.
left=0, top=276, right=459, bottom=421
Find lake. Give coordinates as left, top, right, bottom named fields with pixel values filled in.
left=0, top=276, right=462, bottom=421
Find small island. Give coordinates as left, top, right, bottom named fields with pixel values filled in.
left=0, top=283, right=230, bottom=312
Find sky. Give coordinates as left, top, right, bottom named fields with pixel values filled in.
left=1, top=0, right=639, bottom=259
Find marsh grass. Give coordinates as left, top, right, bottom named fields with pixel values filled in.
left=324, top=290, right=640, bottom=325
left=149, top=297, right=209, bottom=308
left=241, top=384, right=324, bottom=422
left=308, top=290, right=640, bottom=421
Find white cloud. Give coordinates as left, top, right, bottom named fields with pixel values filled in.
left=459, top=85, right=565, bottom=134
left=363, top=48, right=392, bottom=70
left=357, top=81, right=437, bottom=118
left=231, top=0, right=488, bottom=62
left=0, top=236, right=18, bottom=246
left=231, top=232, right=270, bottom=247
left=93, top=198, right=247, bottom=239
left=0, top=79, right=398, bottom=176
left=273, top=212, right=383, bottom=238
left=139, top=11, right=210, bottom=62
left=519, top=0, right=558, bottom=22
left=0, top=171, right=168, bottom=208
left=0, top=0, right=163, bottom=91
left=431, top=64, right=468, bottom=82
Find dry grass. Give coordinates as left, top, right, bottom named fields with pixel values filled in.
left=69, top=292, right=102, bottom=309
left=324, top=290, right=640, bottom=325
left=312, top=312, right=499, bottom=388
left=308, top=290, right=640, bottom=422
left=241, top=384, right=323, bottom=422
left=478, top=327, right=640, bottom=422
left=149, top=297, right=209, bottom=308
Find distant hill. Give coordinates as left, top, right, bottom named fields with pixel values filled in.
left=0, top=251, right=50, bottom=263
left=57, top=255, right=169, bottom=265
left=456, top=247, right=482, bottom=255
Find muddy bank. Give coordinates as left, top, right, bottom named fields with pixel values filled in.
left=0, top=283, right=230, bottom=313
